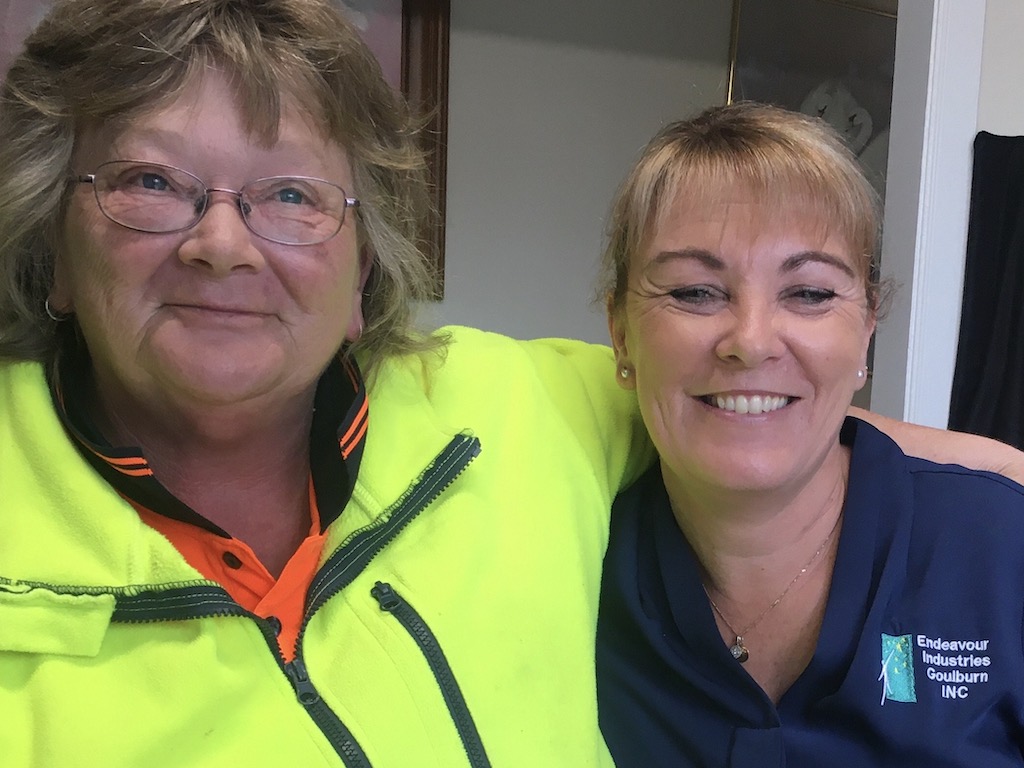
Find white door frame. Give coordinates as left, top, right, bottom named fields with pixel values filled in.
left=871, top=0, right=987, bottom=426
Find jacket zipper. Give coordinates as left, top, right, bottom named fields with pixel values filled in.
left=253, top=618, right=372, bottom=768
left=105, top=433, right=481, bottom=766
left=371, top=581, right=492, bottom=768
left=108, top=590, right=371, bottom=766
left=301, top=433, right=481, bottom=621
left=280, top=655, right=371, bottom=767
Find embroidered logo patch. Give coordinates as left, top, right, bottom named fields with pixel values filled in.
left=879, top=633, right=917, bottom=704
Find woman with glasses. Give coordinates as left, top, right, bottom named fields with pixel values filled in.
left=1, top=3, right=647, bottom=765
left=1, top=2, right=1020, bottom=767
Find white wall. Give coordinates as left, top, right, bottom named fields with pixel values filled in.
left=429, top=1, right=1015, bottom=428
left=978, top=0, right=1024, bottom=134
left=425, top=0, right=733, bottom=344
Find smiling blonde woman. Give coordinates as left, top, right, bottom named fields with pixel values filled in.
left=597, top=102, right=1024, bottom=768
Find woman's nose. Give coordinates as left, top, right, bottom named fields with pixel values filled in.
left=176, top=192, right=266, bottom=275
left=714, top=302, right=785, bottom=366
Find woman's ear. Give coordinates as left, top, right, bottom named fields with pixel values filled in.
left=48, top=250, right=74, bottom=314
left=345, top=247, right=375, bottom=342
left=606, top=293, right=635, bottom=390
left=853, top=307, right=877, bottom=392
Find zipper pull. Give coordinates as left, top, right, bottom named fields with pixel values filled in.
left=371, top=581, right=400, bottom=611
left=285, top=658, right=321, bottom=706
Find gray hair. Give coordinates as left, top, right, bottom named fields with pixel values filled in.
left=0, top=0, right=443, bottom=373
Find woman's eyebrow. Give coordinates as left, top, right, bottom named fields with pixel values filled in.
left=781, top=250, right=856, bottom=278
left=651, top=248, right=725, bottom=271
left=110, top=126, right=184, bottom=147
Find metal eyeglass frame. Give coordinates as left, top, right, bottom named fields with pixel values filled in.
left=75, top=161, right=360, bottom=246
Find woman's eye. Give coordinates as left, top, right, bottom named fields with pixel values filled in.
left=141, top=173, right=169, bottom=191
left=786, top=286, right=837, bottom=305
left=275, top=187, right=308, bottom=205
left=669, top=285, right=724, bottom=305
left=123, top=172, right=173, bottom=192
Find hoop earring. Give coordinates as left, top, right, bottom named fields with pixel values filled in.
left=44, top=298, right=67, bottom=323
left=349, top=318, right=364, bottom=343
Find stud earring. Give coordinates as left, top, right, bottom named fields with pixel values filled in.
left=619, top=367, right=630, bottom=379
left=856, top=368, right=866, bottom=380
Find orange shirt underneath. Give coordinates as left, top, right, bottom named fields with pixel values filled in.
left=133, top=482, right=324, bottom=663
left=50, top=350, right=367, bottom=665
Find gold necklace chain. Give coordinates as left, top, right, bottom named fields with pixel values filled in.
left=702, top=511, right=843, bottom=664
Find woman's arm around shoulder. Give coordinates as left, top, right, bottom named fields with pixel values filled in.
left=851, top=406, right=1024, bottom=483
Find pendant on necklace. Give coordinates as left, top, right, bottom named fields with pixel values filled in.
left=730, top=636, right=749, bottom=663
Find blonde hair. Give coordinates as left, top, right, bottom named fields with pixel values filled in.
left=600, top=102, right=883, bottom=313
left=0, top=0, right=442, bottom=373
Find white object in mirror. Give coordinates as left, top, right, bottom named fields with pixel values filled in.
left=799, top=80, right=874, bottom=154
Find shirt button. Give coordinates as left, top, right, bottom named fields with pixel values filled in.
left=222, top=551, right=244, bottom=569
left=266, top=616, right=283, bottom=637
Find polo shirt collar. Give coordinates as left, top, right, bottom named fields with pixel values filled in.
left=48, top=335, right=367, bottom=537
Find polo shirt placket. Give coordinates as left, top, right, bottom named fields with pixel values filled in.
left=49, top=341, right=368, bottom=661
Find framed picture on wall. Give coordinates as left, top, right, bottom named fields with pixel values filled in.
left=727, top=0, right=897, bottom=198
left=0, top=0, right=450, bottom=296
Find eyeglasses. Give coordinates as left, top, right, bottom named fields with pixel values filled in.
left=76, top=160, right=360, bottom=246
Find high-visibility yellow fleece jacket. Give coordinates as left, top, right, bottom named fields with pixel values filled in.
left=0, top=327, right=651, bottom=768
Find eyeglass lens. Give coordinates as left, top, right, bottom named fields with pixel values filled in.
left=90, top=161, right=351, bottom=245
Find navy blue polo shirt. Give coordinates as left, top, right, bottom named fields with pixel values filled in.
left=597, top=418, right=1024, bottom=767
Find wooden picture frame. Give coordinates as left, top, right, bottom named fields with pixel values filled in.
left=402, top=0, right=450, bottom=298
left=343, top=0, right=450, bottom=297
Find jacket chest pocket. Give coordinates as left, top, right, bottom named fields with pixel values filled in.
left=0, top=585, right=114, bottom=656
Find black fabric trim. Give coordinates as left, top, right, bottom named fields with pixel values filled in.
left=305, top=434, right=481, bottom=614
left=49, top=336, right=367, bottom=537
left=112, top=585, right=244, bottom=622
left=310, top=355, right=368, bottom=529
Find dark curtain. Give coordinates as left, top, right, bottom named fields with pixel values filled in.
left=949, top=131, right=1024, bottom=449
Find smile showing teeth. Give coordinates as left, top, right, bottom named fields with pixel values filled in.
left=707, top=394, right=791, bottom=415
